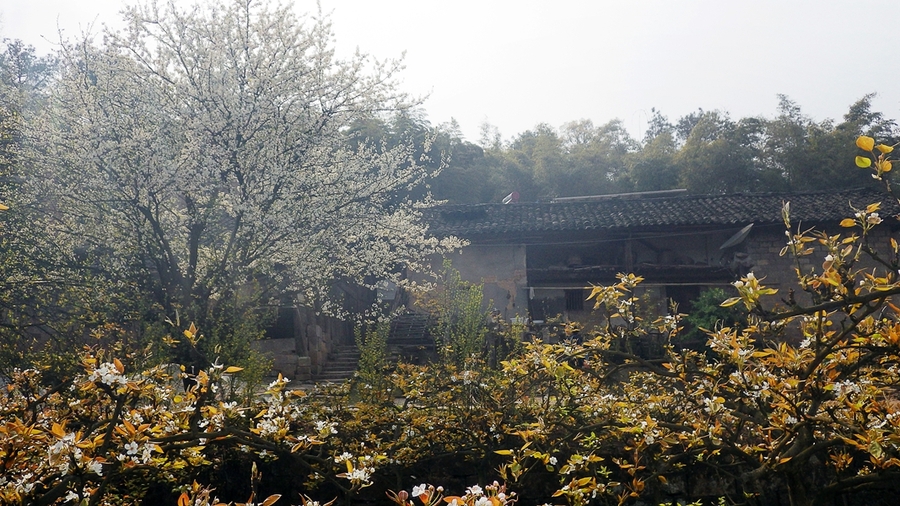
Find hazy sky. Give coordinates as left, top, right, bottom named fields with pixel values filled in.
left=3, top=0, right=899, bottom=143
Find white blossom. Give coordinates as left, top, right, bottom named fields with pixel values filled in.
left=25, top=0, right=462, bottom=335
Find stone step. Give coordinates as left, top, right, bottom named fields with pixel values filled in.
left=313, top=345, right=360, bottom=383
left=387, top=313, right=431, bottom=345
left=388, top=337, right=433, bottom=346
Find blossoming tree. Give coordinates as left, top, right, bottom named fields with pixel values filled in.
left=20, top=0, right=458, bottom=365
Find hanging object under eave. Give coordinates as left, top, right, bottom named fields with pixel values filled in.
left=719, top=223, right=754, bottom=249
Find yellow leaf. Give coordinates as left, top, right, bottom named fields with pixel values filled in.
left=261, top=495, right=282, bottom=506
left=494, top=449, right=514, bottom=455
left=883, top=160, right=892, bottom=172
left=178, top=492, right=191, bottom=506
left=857, top=135, right=875, bottom=151
left=658, top=475, right=668, bottom=484
left=720, top=297, right=742, bottom=307
left=0, top=202, right=8, bottom=211
left=224, top=366, right=244, bottom=374
left=840, top=218, right=856, bottom=228
left=856, top=156, right=872, bottom=168
left=51, top=422, right=66, bottom=439
left=114, top=358, right=125, bottom=374
left=876, top=144, right=894, bottom=154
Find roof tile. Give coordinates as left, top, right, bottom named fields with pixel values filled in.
left=424, top=188, right=899, bottom=238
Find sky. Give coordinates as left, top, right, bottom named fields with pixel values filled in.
left=3, top=0, right=899, bottom=144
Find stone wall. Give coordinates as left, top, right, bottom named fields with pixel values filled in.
left=745, top=223, right=895, bottom=308
left=255, top=304, right=359, bottom=381
left=441, top=244, right=529, bottom=321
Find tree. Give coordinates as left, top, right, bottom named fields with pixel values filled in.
left=761, top=94, right=893, bottom=192
left=561, top=119, right=637, bottom=197
left=22, top=0, right=458, bottom=367
left=505, top=123, right=567, bottom=200
left=626, top=130, right=680, bottom=192
left=676, top=111, right=769, bottom=193
left=0, top=41, right=100, bottom=380
left=345, top=111, right=499, bottom=204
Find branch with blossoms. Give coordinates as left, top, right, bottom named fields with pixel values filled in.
left=386, top=482, right=516, bottom=506
left=488, top=166, right=900, bottom=504
left=0, top=325, right=389, bottom=505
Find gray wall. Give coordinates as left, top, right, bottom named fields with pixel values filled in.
left=443, top=244, right=529, bottom=322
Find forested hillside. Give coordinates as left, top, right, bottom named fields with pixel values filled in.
left=354, top=96, right=898, bottom=203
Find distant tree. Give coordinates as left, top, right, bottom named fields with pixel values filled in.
left=561, top=118, right=637, bottom=196
left=491, top=123, right=563, bottom=201
left=761, top=94, right=892, bottom=192
left=346, top=111, right=499, bottom=204
left=642, top=107, right=674, bottom=144
left=0, top=39, right=55, bottom=187
left=430, top=133, right=498, bottom=204
left=676, top=111, right=768, bottom=193
left=477, top=121, right=503, bottom=151
left=674, top=108, right=706, bottom=146
left=512, top=123, right=567, bottom=198
left=626, top=130, right=680, bottom=192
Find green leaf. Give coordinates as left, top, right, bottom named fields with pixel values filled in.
left=856, top=156, right=872, bottom=168
left=869, top=440, right=883, bottom=459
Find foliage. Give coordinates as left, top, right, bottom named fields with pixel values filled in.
left=679, top=287, right=747, bottom=343
left=431, top=261, right=489, bottom=367
left=481, top=136, right=900, bottom=506
left=385, top=482, right=516, bottom=506
left=354, top=322, right=390, bottom=395
left=0, top=325, right=379, bottom=505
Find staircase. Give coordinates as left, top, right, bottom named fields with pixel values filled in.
left=387, top=313, right=434, bottom=363
left=312, top=313, right=434, bottom=382
left=314, top=345, right=361, bottom=383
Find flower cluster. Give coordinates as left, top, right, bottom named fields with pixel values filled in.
left=386, top=482, right=516, bottom=506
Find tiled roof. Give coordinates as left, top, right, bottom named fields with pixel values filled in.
left=424, top=188, right=899, bottom=238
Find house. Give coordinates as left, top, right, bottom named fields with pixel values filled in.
left=421, top=188, right=900, bottom=324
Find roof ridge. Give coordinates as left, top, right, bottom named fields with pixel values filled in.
left=427, top=187, right=883, bottom=210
